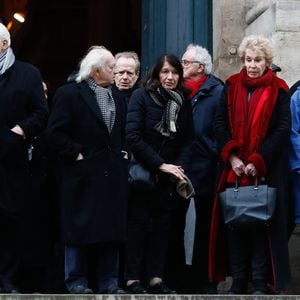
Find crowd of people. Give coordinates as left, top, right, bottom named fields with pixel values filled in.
left=0, top=21, right=298, bottom=295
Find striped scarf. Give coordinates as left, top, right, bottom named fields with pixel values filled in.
left=0, top=47, right=15, bottom=75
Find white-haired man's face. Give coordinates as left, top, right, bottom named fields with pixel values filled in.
left=92, top=53, right=116, bottom=87
left=181, top=48, right=204, bottom=81
left=0, top=38, right=9, bottom=53
left=0, top=23, right=10, bottom=52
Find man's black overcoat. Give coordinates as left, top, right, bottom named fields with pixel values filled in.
left=47, top=81, right=128, bottom=245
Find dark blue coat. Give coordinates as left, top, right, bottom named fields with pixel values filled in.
left=289, top=86, right=300, bottom=224
left=187, top=75, right=223, bottom=195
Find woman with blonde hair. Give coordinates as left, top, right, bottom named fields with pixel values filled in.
left=209, top=35, right=291, bottom=294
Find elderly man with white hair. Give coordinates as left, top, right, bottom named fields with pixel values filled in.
left=171, top=44, right=223, bottom=294
left=0, top=23, right=48, bottom=293
left=47, top=46, right=128, bottom=294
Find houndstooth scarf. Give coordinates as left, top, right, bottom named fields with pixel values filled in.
left=150, top=87, right=183, bottom=138
left=0, top=47, right=15, bottom=75
left=87, top=78, right=116, bottom=133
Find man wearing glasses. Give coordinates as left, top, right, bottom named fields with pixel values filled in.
left=179, top=44, right=223, bottom=294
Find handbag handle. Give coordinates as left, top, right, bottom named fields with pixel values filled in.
left=234, top=175, right=258, bottom=192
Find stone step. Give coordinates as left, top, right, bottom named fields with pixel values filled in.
left=0, top=295, right=300, bottom=300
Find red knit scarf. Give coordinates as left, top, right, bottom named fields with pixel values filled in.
left=185, top=75, right=208, bottom=98
left=226, top=68, right=288, bottom=184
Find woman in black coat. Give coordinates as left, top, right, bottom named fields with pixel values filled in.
left=125, top=54, right=194, bottom=294
left=47, top=47, right=128, bottom=294
left=209, top=35, right=291, bottom=295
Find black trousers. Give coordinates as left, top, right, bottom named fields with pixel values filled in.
left=0, top=210, right=20, bottom=286
left=189, top=194, right=215, bottom=284
left=226, top=225, right=269, bottom=293
left=124, top=188, right=173, bottom=282
left=165, top=193, right=215, bottom=293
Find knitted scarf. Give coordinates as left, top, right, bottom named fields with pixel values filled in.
left=0, top=47, right=15, bottom=75
left=150, top=87, right=183, bottom=138
left=226, top=67, right=288, bottom=184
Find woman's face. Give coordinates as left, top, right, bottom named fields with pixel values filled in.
left=159, top=61, right=180, bottom=89
left=244, top=49, right=268, bottom=78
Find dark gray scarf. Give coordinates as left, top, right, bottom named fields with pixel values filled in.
left=150, top=87, right=183, bottom=138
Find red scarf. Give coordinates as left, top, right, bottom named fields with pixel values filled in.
left=185, top=75, right=208, bottom=99
left=226, top=68, right=288, bottom=184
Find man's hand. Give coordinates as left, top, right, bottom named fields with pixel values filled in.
left=11, top=125, right=25, bottom=137
left=76, top=153, right=84, bottom=161
left=121, top=150, right=128, bottom=160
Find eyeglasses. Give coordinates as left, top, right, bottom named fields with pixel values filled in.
left=181, top=59, right=201, bottom=66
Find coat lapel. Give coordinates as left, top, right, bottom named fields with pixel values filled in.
left=78, top=81, right=108, bottom=131
left=110, top=91, right=121, bottom=135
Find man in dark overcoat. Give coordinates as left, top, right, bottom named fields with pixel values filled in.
left=167, top=44, right=223, bottom=293
left=47, top=47, right=128, bottom=294
left=0, top=23, right=48, bottom=293
left=111, top=51, right=140, bottom=286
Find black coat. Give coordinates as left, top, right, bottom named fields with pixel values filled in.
left=126, top=88, right=194, bottom=176
left=0, top=60, right=48, bottom=212
left=47, top=81, right=128, bottom=245
left=111, top=83, right=138, bottom=139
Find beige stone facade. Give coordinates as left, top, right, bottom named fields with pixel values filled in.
left=213, top=0, right=300, bottom=87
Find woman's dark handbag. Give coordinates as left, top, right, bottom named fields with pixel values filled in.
left=219, top=177, right=277, bottom=226
left=128, top=139, right=167, bottom=191
left=128, top=161, right=157, bottom=191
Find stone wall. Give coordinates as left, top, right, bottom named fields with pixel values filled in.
left=0, top=295, right=299, bottom=299
left=213, top=0, right=300, bottom=87
left=245, top=0, right=300, bottom=86
left=212, top=0, right=246, bottom=82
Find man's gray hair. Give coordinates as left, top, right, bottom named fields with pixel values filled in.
left=76, top=47, right=112, bottom=82
left=186, top=44, right=212, bottom=74
left=115, top=51, right=140, bottom=74
left=0, top=23, right=11, bottom=46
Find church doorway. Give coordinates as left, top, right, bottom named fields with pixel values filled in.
left=1, top=0, right=141, bottom=93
